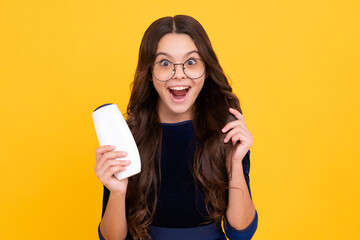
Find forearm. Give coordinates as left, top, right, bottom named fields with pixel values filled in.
left=100, top=191, right=128, bottom=240
left=226, top=161, right=256, bottom=230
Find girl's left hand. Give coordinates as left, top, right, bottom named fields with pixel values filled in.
left=222, top=108, right=253, bottom=164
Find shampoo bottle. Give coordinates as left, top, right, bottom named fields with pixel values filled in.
left=92, top=103, right=141, bottom=180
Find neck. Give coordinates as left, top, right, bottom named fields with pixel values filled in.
left=157, top=103, right=194, bottom=123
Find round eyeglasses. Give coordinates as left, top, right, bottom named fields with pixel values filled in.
left=151, top=58, right=206, bottom=82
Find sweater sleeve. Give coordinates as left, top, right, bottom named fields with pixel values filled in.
left=223, top=150, right=258, bottom=239
left=98, top=222, right=106, bottom=240
left=98, top=185, right=110, bottom=240
left=223, top=210, right=258, bottom=240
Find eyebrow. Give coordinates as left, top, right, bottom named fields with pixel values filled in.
left=155, top=50, right=200, bottom=59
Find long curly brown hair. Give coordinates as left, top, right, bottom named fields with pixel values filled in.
left=125, top=15, right=242, bottom=239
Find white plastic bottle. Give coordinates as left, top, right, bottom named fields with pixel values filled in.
left=92, top=103, right=141, bottom=180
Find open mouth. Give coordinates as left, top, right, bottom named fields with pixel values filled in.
left=168, top=86, right=191, bottom=103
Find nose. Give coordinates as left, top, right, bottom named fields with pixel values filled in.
left=173, top=64, right=187, bottom=80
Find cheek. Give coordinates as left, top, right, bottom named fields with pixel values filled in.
left=152, top=80, right=166, bottom=97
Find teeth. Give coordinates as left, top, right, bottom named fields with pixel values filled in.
left=169, top=86, right=189, bottom=91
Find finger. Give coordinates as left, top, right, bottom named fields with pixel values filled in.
left=95, top=145, right=116, bottom=163
left=101, top=165, right=128, bottom=183
left=103, top=151, right=128, bottom=160
left=232, top=134, right=253, bottom=147
left=224, top=127, right=244, bottom=143
left=97, top=151, right=128, bottom=170
left=222, top=120, right=243, bottom=133
left=105, top=159, right=131, bottom=167
left=231, top=132, right=254, bottom=146
left=229, top=108, right=245, bottom=120
left=231, top=133, right=242, bottom=145
left=224, top=126, right=251, bottom=143
left=106, top=165, right=128, bottom=178
left=95, top=159, right=130, bottom=179
left=222, top=118, right=248, bottom=133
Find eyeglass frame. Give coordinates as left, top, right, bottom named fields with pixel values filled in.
left=151, top=58, right=206, bottom=82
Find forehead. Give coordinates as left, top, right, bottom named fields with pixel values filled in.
left=156, top=33, right=199, bottom=59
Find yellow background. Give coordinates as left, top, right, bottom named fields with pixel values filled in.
left=1, top=0, right=359, bottom=239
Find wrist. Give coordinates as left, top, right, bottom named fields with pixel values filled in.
left=228, top=161, right=246, bottom=185
left=110, top=190, right=127, bottom=199
left=231, top=159, right=244, bottom=172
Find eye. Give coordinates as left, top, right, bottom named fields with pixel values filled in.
left=159, top=60, right=172, bottom=67
left=186, top=58, right=198, bottom=66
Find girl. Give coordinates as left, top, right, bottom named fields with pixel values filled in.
left=95, top=15, right=258, bottom=240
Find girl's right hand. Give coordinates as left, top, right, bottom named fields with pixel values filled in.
left=94, top=145, right=131, bottom=195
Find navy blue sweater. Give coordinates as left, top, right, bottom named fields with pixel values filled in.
left=99, top=120, right=258, bottom=239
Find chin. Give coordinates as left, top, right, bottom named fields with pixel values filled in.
left=171, top=107, right=191, bottom=114
left=168, top=104, right=193, bottom=116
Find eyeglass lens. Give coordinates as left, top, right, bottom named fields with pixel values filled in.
left=152, top=59, right=205, bottom=81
